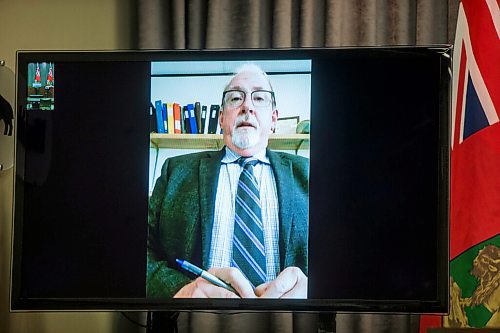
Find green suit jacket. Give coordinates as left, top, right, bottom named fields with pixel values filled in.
left=147, top=148, right=309, bottom=297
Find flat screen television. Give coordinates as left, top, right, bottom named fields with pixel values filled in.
left=11, top=47, right=450, bottom=313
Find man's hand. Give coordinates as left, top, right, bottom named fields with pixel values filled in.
left=255, top=267, right=307, bottom=298
left=174, top=267, right=256, bottom=298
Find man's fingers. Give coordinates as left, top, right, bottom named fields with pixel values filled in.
left=173, top=267, right=263, bottom=298
left=260, top=274, right=297, bottom=298
left=208, top=267, right=256, bottom=298
left=280, top=277, right=307, bottom=299
left=174, top=278, right=239, bottom=298
left=197, top=281, right=240, bottom=298
left=255, top=281, right=271, bottom=297
left=260, top=267, right=306, bottom=298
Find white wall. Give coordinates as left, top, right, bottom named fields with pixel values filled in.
left=0, top=0, right=140, bottom=332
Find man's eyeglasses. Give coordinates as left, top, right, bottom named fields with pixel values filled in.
left=222, top=89, right=275, bottom=108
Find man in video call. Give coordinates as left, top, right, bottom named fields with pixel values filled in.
left=147, top=64, right=309, bottom=299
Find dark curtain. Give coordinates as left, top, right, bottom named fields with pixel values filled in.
left=134, top=1, right=459, bottom=332
left=137, top=0, right=460, bottom=49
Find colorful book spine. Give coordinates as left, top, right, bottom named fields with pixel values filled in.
left=162, top=103, right=168, bottom=133
left=187, top=104, right=198, bottom=134
left=167, top=103, right=175, bottom=134
left=173, top=103, right=182, bottom=134
left=154, top=100, right=165, bottom=133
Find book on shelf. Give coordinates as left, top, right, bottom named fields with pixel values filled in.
left=201, top=105, right=209, bottom=134
left=154, top=100, right=165, bottom=133
left=181, top=105, right=190, bottom=134
left=167, top=103, right=175, bottom=134
left=162, top=103, right=168, bottom=133
left=187, top=103, right=198, bottom=134
left=149, top=102, right=157, bottom=133
left=173, top=103, right=182, bottom=134
left=195, top=102, right=202, bottom=134
left=181, top=105, right=187, bottom=133
left=208, top=104, right=220, bottom=134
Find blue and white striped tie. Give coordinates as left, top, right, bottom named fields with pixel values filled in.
left=232, top=157, right=267, bottom=287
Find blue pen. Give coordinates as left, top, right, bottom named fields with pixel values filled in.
left=176, top=259, right=239, bottom=296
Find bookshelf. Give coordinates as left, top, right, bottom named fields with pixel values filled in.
left=150, top=133, right=310, bottom=152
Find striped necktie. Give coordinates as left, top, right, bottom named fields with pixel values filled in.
left=232, top=157, right=267, bottom=287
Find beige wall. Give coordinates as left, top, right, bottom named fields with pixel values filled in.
left=0, top=0, right=142, bottom=332
left=0, top=0, right=134, bottom=67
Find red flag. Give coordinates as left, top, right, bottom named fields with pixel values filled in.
left=46, top=64, right=54, bottom=86
left=34, top=63, right=41, bottom=83
left=421, top=0, right=500, bottom=331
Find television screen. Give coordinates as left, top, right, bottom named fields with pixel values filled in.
left=11, top=47, right=450, bottom=312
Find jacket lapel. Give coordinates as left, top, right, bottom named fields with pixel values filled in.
left=199, top=149, right=225, bottom=268
left=267, top=150, right=294, bottom=270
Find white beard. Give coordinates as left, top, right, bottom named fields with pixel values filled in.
left=232, top=126, right=259, bottom=149
left=231, top=114, right=260, bottom=149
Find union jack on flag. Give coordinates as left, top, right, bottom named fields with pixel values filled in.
left=452, top=0, right=499, bottom=150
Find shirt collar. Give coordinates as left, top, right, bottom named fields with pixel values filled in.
left=222, top=146, right=270, bottom=165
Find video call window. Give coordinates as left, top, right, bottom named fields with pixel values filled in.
left=26, top=62, right=55, bottom=110
left=147, top=59, right=312, bottom=299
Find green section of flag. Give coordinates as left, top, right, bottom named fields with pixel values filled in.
left=450, top=234, right=500, bottom=328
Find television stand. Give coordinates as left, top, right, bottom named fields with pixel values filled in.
left=147, top=311, right=179, bottom=333
left=318, top=312, right=337, bottom=333
left=146, top=311, right=336, bottom=332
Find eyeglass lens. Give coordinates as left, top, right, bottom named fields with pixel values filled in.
left=224, top=90, right=272, bottom=107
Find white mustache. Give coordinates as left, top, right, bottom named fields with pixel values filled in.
left=234, top=114, right=259, bottom=129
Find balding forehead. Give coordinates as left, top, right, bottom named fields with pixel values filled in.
left=227, top=70, right=273, bottom=91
